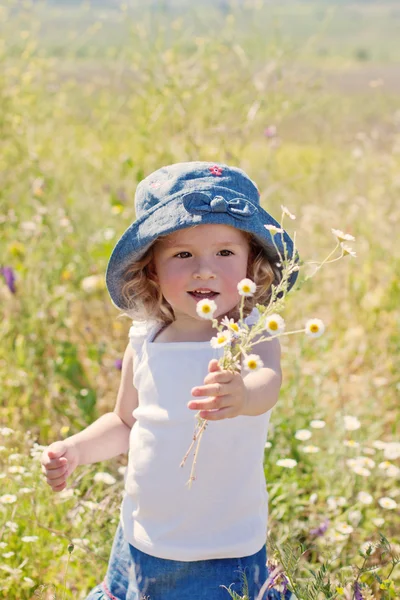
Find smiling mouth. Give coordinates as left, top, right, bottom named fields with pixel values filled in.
left=188, top=290, right=219, bottom=300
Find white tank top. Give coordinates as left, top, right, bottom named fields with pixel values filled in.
left=120, top=317, right=272, bottom=561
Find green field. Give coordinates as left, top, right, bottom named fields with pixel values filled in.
left=0, top=1, right=399, bottom=598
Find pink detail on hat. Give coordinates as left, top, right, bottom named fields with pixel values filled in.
left=101, top=578, right=119, bottom=600
left=209, top=165, right=223, bottom=176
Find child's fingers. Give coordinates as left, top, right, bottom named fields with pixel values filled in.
left=208, top=358, right=222, bottom=373
left=202, top=370, right=232, bottom=385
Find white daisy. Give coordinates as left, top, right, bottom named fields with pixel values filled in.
left=301, top=445, right=320, bottom=453
left=340, top=243, right=357, bottom=258
left=265, top=313, right=285, bottom=335
left=357, top=456, right=375, bottom=468
left=383, top=442, right=400, bottom=460
left=352, top=466, right=371, bottom=477
left=348, top=510, right=362, bottom=526
left=210, top=330, right=232, bottom=348
left=344, top=440, right=360, bottom=448
left=357, top=491, right=373, bottom=505
left=2, top=552, right=15, bottom=558
left=378, top=497, right=397, bottom=510
left=276, top=458, right=297, bottom=468
left=378, top=461, right=393, bottom=471
left=80, top=274, right=105, bottom=293
left=0, top=427, right=14, bottom=436
left=281, top=205, right=296, bottom=220
left=264, top=224, right=284, bottom=236
left=361, top=541, right=376, bottom=555
left=264, top=441, right=272, bottom=449
left=386, top=465, right=400, bottom=477
left=331, top=228, right=355, bottom=243
left=221, top=317, right=241, bottom=335
left=310, top=419, right=326, bottom=429
left=362, top=447, right=376, bottom=455
left=0, top=494, right=17, bottom=504
left=21, top=536, right=39, bottom=543
left=372, top=517, right=385, bottom=527
left=305, top=319, right=325, bottom=338
left=196, top=298, right=217, bottom=320
left=237, top=278, right=256, bottom=297
left=309, top=493, right=318, bottom=504
left=295, top=429, right=312, bottom=441
left=243, top=354, right=264, bottom=372
left=336, top=522, right=354, bottom=535
left=93, top=472, right=116, bottom=485
left=8, top=466, right=26, bottom=474
left=372, top=440, right=387, bottom=450
left=343, top=415, right=361, bottom=431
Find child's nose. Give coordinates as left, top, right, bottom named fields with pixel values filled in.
left=193, top=259, right=216, bottom=280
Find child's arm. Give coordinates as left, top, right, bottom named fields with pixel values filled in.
left=41, top=342, right=138, bottom=491
left=189, top=337, right=282, bottom=419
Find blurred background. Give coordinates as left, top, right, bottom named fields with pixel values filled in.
left=0, top=1, right=399, bottom=598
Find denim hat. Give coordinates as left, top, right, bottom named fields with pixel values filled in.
left=106, top=161, right=299, bottom=310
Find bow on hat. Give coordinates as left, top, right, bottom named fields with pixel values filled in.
left=182, top=192, right=256, bottom=220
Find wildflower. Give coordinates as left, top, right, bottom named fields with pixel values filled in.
left=237, top=278, right=256, bottom=297
left=344, top=440, right=360, bottom=448
left=2, top=552, right=15, bottom=558
left=0, top=427, right=14, bottom=436
left=118, top=466, right=127, bottom=476
left=276, top=458, right=297, bottom=468
left=8, top=466, right=25, bottom=474
left=385, top=465, right=400, bottom=477
left=305, top=318, right=325, bottom=338
left=341, top=243, right=357, bottom=257
left=264, top=125, right=277, bottom=138
left=309, top=493, right=318, bottom=504
left=19, top=488, right=34, bottom=494
left=196, top=298, right=217, bottom=319
left=0, top=494, right=17, bottom=504
left=344, top=415, right=361, bottom=431
left=5, top=521, right=18, bottom=532
left=94, top=472, right=116, bottom=485
left=352, top=466, right=371, bottom=477
left=378, top=460, right=393, bottom=470
left=310, top=518, right=329, bottom=537
left=114, top=358, right=123, bottom=370
left=331, top=228, right=355, bottom=243
left=21, top=536, right=39, bottom=543
left=357, top=491, right=373, bottom=505
left=348, top=510, right=362, bottom=526
left=310, top=419, right=326, bottom=429
left=294, top=429, right=312, bottom=441
left=265, top=313, right=285, bottom=335
left=264, top=441, right=272, bottom=449
left=243, top=354, right=264, bottom=372
left=210, top=330, right=232, bottom=348
left=336, top=522, right=354, bottom=535
left=264, top=224, right=284, bottom=236
left=362, top=447, right=376, bottom=455
left=301, top=445, right=320, bottom=453
left=0, top=267, right=16, bottom=294
left=354, top=581, right=363, bottom=600
left=372, top=517, right=385, bottom=527
left=281, top=205, right=296, bottom=220
left=372, top=440, right=387, bottom=450
left=383, top=442, right=400, bottom=460
left=221, top=316, right=241, bottom=335
left=356, top=456, right=375, bottom=468
left=378, top=497, right=397, bottom=509
left=80, top=274, right=106, bottom=293
left=361, top=541, right=376, bottom=555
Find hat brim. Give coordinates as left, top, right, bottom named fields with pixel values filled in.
left=106, top=197, right=299, bottom=310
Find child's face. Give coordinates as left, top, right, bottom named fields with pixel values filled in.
left=152, top=224, right=250, bottom=323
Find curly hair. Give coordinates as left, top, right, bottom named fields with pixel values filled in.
left=119, top=231, right=281, bottom=324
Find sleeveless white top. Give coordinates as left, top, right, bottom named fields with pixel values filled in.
left=120, top=316, right=272, bottom=561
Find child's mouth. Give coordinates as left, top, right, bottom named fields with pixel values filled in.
left=188, top=290, right=219, bottom=300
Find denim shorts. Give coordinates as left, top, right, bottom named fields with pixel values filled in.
left=85, top=521, right=291, bottom=600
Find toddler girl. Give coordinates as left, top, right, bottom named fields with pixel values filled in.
left=41, top=162, right=298, bottom=600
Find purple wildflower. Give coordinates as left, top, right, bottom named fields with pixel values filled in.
left=310, top=518, right=330, bottom=537
left=264, top=125, right=277, bottom=138
left=354, top=581, right=364, bottom=600
left=114, top=358, right=123, bottom=370
left=0, top=267, right=16, bottom=294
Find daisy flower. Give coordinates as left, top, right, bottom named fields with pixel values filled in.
left=210, top=330, right=232, bottom=348
left=378, top=497, right=397, bottom=510
left=341, top=243, right=357, bottom=258
left=344, top=415, right=361, bottom=431
left=237, top=278, right=256, bottom=297
left=331, top=228, right=355, bottom=243
left=357, top=491, right=373, bottom=505
left=0, top=495, right=17, bottom=504
left=310, top=419, right=326, bottom=429
left=196, top=298, right=217, bottom=320
left=264, top=224, right=284, bottom=236
left=301, top=445, right=320, bottom=453
left=305, top=319, right=325, bottom=338
left=243, top=354, right=264, bottom=372
left=336, top=522, right=354, bottom=535
left=276, top=458, right=297, bottom=468
left=294, top=429, right=312, bottom=441
left=281, top=205, right=296, bottom=220
left=361, top=541, right=376, bottom=555
left=344, top=440, right=360, bottom=448
left=265, top=313, right=285, bottom=335
left=93, top=472, right=116, bottom=485
left=221, top=316, right=241, bottom=335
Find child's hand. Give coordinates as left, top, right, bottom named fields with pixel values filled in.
left=40, top=441, right=80, bottom=493
left=188, top=359, right=247, bottom=420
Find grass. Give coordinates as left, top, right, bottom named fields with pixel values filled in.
left=0, top=0, right=399, bottom=598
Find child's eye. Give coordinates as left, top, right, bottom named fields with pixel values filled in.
left=174, top=251, right=192, bottom=259
left=218, top=249, right=234, bottom=256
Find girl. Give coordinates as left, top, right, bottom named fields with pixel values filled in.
left=41, top=162, right=298, bottom=600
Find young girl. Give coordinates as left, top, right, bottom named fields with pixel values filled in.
left=41, top=162, right=298, bottom=600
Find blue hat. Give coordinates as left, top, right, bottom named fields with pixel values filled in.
left=106, top=161, right=299, bottom=310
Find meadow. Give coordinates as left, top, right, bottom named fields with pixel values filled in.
left=0, top=0, right=399, bottom=598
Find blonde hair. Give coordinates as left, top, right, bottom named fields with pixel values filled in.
left=120, top=232, right=281, bottom=323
